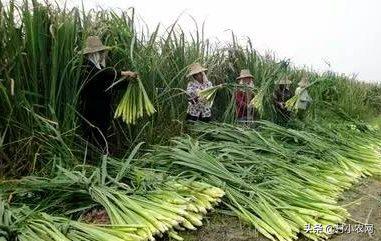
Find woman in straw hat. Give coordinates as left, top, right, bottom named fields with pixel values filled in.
left=235, top=69, right=255, bottom=121
left=273, top=75, right=293, bottom=123
left=80, top=36, right=138, bottom=153
left=185, top=63, right=213, bottom=122
left=294, top=75, right=312, bottom=119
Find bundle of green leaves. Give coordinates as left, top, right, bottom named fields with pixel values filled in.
left=148, top=121, right=381, bottom=241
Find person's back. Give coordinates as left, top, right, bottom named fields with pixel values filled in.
left=79, top=36, right=137, bottom=154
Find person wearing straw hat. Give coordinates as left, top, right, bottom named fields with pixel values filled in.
left=80, top=36, right=138, bottom=153
left=294, top=75, right=312, bottom=119
left=273, top=75, right=293, bottom=123
left=235, top=69, right=255, bottom=121
left=185, top=63, right=213, bottom=122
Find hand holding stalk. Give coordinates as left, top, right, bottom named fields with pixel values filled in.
left=121, top=71, right=139, bottom=79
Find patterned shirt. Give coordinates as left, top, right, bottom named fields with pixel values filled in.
left=186, top=79, right=213, bottom=118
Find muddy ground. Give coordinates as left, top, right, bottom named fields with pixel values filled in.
left=174, top=177, right=381, bottom=241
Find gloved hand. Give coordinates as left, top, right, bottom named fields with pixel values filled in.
left=121, top=71, right=138, bottom=79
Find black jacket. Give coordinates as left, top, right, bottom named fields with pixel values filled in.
left=80, top=60, right=129, bottom=133
left=273, top=87, right=292, bottom=109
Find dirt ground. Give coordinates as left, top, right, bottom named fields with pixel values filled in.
left=175, top=177, right=381, bottom=241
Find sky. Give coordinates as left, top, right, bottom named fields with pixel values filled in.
left=34, top=0, right=381, bottom=82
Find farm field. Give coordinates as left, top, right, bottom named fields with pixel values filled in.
left=179, top=178, right=381, bottom=241
left=1, top=1, right=381, bottom=241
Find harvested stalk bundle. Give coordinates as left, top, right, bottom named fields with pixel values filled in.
left=0, top=200, right=17, bottom=241
left=249, top=77, right=274, bottom=118
left=114, top=77, right=156, bottom=125
left=151, top=121, right=381, bottom=241
left=285, top=95, right=298, bottom=110
left=17, top=213, right=71, bottom=241
left=66, top=221, right=144, bottom=241
left=1, top=200, right=145, bottom=241
left=0, top=167, right=223, bottom=241
left=198, top=84, right=224, bottom=106
left=250, top=90, right=263, bottom=111
left=286, top=79, right=321, bottom=111
left=89, top=181, right=224, bottom=240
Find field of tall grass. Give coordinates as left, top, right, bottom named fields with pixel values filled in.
left=3, top=2, right=381, bottom=241
left=0, top=0, right=380, bottom=177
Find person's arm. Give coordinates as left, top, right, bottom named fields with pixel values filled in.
left=295, top=87, right=301, bottom=96
left=113, top=71, right=138, bottom=90
left=186, top=82, right=199, bottom=104
left=197, top=80, right=214, bottom=105
left=102, top=68, right=137, bottom=90
left=101, top=66, right=121, bottom=80
left=307, top=90, right=313, bottom=102
left=300, top=89, right=313, bottom=102
left=206, top=80, right=213, bottom=88
left=246, top=90, right=254, bottom=103
left=273, top=90, right=285, bottom=109
left=80, top=62, right=98, bottom=97
left=285, top=89, right=293, bottom=101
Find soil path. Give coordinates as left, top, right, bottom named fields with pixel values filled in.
left=178, top=178, right=381, bottom=241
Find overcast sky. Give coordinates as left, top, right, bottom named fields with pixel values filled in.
left=36, top=1, right=381, bottom=82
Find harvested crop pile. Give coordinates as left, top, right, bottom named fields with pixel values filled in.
left=2, top=121, right=380, bottom=241
left=150, top=121, right=381, bottom=241
left=0, top=163, right=224, bottom=241
left=114, top=77, right=156, bottom=125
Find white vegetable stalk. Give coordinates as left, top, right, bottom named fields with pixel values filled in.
left=114, top=77, right=156, bottom=125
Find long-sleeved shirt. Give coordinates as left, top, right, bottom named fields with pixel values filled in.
left=273, top=87, right=292, bottom=122
left=235, top=90, right=254, bottom=119
left=273, top=87, right=292, bottom=109
left=295, top=87, right=312, bottom=110
left=186, top=79, right=213, bottom=118
left=80, top=60, right=128, bottom=133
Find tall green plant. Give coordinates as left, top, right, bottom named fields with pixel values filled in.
left=1, top=0, right=380, bottom=176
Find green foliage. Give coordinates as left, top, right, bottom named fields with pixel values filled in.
left=0, top=0, right=380, bottom=176
left=148, top=121, right=381, bottom=241
left=0, top=160, right=224, bottom=241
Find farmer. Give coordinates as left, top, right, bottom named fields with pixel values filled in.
left=273, top=76, right=292, bottom=123
left=294, top=75, right=312, bottom=120
left=235, top=69, right=255, bottom=121
left=186, top=63, right=213, bottom=122
left=80, top=36, right=138, bottom=153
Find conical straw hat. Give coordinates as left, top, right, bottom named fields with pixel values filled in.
left=83, top=36, right=110, bottom=54
left=236, top=69, right=254, bottom=80
left=276, top=76, right=292, bottom=85
left=187, top=63, right=208, bottom=77
left=298, top=76, right=309, bottom=87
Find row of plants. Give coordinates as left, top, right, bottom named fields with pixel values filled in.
left=1, top=1, right=380, bottom=176
left=0, top=152, right=224, bottom=240
left=1, top=120, right=380, bottom=241
left=1, top=2, right=381, bottom=240
left=143, top=121, right=381, bottom=241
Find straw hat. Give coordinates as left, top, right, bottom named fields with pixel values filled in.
left=298, top=76, right=309, bottom=87
left=276, top=76, right=292, bottom=85
left=236, top=69, right=254, bottom=80
left=83, top=36, right=110, bottom=54
left=187, top=63, right=207, bottom=77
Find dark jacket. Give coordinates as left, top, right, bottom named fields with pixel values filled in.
left=273, top=87, right=292, bottom=107
left=80, top=60, right=128, bottom=144
left=273, top=86, right=292, bottom=120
